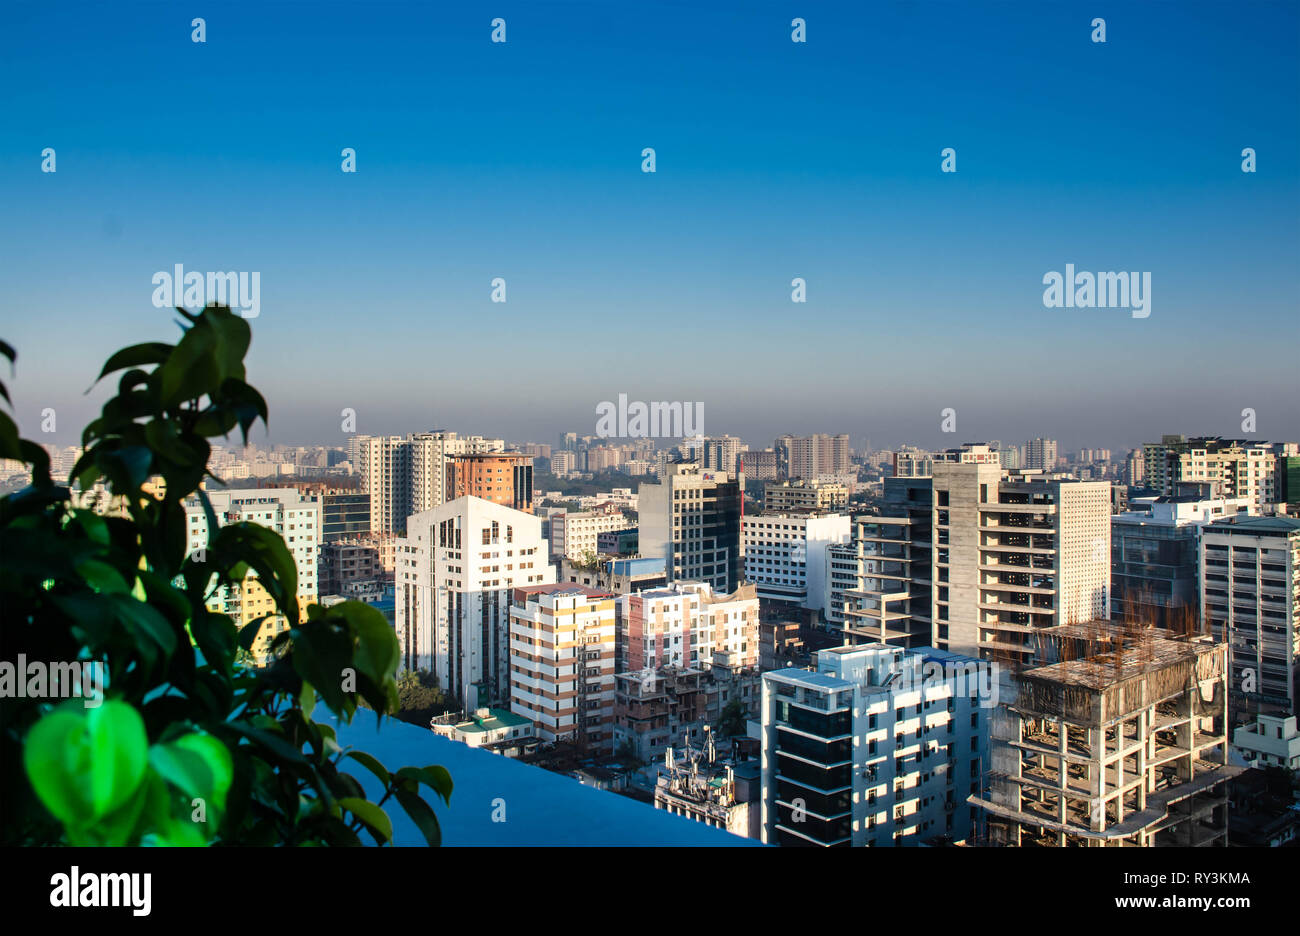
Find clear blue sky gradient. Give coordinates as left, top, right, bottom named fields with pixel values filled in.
left=1, top=1, right=1296, bottom=453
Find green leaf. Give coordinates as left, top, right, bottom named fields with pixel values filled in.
left=75, top=558, right=130, bottom=594
left=93, top=342, right=174, bottom=384
left=394, top=788, right=442, bottom=847
left=23, top=700, right=149, bottom=826
left=344, top=750, right=390, bottom=788
left=148, top=732, right=233, bottom=813
left=291, top=623, right=354, bottom=715
left=395, top=765, right=453, bottom=806
left=110, top=593, right=178, bottom=662
left=337, top=601, right=399, bottom=685
left=336, top=797, right=393, bottom=845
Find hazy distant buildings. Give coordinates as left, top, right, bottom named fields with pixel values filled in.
left=700, top=435, right=746, bottom=476
left=1142, top=436, right=1278, bottom=508
left=1024, top=438, right=1058, bottom=471
left=740, top=449, right=779, bottom=481
left=639, top=463, right=743, bottom=593
left=777, top=433, right=850, bottom=480
left=550, top=450, right=577, bottom=477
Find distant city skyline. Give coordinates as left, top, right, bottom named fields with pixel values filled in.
left=3, top=2, right=1297, bottom=452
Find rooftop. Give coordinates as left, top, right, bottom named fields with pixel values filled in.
left=326, top=714, right=759, bottom=846
left=456, top=708, right=533, bottom=734
left=1206, top=514, right=1300, bottom=533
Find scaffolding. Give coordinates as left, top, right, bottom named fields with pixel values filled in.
left=971, top=620, right=1239, bottom=846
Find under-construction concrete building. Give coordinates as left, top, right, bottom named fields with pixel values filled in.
left=971, top=621, right=1239, bottom=846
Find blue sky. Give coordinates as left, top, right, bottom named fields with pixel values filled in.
left=1, top=0, right=1296, bottom=454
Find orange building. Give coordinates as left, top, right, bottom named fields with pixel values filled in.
left=447, top=452, right=534, bottom=513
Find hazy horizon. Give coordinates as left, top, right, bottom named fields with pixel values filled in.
left=3, top=1, right=1297, bottom=456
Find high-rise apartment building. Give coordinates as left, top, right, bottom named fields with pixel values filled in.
left=1142, top=436, right=1279, bottom=508
left=1111, top=495, right=1253, bottom=627
left=701, top=435, right=746, bottom=476
left=354, top=432, right=506, bottom=535
left=761, top=644, right=992, bottom=847
left=840, top=474, right=935, bottom=648
left=395, top=497, right=554, bottom=706
left=742, top=512, right=851, bottom=612
left=184, top=488, right=321, bottom=663
left=838, top=444, right=1111, bottom=664
left=933, top=462, right=1110, bottom=662
left=548, top=505, right=632, bottom=560
left=508, top=584, right=617, bottom=751
left=356, top=435, right=411, bottom=535
left=1200, top=515, right=1300, bottom=719
left=447, top=452, right=533, bottom=513
left=549, top=450, right=577, bottom=477
left=615, top=582, right=759, bottom=673
left=638, top=463, right=743, bottom=593
left=1024, top=438, right=1058, bottom=471
left=776, top=433, right=850, bottom=480
left=410, top=431, right=505, bottom=514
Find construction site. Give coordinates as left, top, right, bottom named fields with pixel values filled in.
left=971, top=620, right=1240, bottom=846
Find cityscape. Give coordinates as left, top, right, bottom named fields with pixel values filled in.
left=0, top=0, right=1295, bottom=915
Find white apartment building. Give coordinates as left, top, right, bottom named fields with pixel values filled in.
left=1234, top=714, right=1300, bottom=770
left=509, top=584, right=618, bottom=750
left=742, top=512, right=851, bottom=612
left=550, top=450, right=577, bottom=477
left=616, top=582, right=759, bottom=673
left=761, top=644, right=992, bottom=847
left=395, top=496, right=554, bottom=707
left=1200, top=515, right=1300, bottom=718
left=184, top=488, right=321, bottom=662
left=549, top=506, right=632, bottom=560
left=1143, top=436, right=1279, bottom=508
